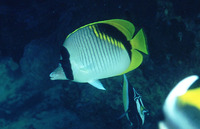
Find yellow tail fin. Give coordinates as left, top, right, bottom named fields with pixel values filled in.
left=120, top=29, right=148, bottom=75
left=130, top=29, right=148, bottom=55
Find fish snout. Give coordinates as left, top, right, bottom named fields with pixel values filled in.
left=49, top=65, right=68, bottom=80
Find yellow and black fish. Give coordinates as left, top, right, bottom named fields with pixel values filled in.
left=159, top=75, right=200, bottom=129
left=49, top=19, right=148, bottom=90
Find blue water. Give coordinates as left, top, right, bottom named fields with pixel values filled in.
left=0, top=0, right=199, bottom=129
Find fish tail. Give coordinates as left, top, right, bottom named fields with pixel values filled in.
left=130, top=29, right=148, bottom=55
left=120, top=29, right=148, bottom=74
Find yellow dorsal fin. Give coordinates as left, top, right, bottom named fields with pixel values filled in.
left=97, top=19, right=135, bottom=41
left=178, top=87, right=200, bottom=110
left=67, top=19, right=135, bottom=40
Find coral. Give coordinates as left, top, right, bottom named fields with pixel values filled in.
left=0, top=57, right=22, bottom=103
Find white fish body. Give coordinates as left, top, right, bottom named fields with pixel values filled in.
left=64, top=26, right=130, bottom=82
left=50, top=19, right=148, bottom=90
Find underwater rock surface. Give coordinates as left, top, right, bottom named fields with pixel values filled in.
left=0, top=0, right=200, bottom=129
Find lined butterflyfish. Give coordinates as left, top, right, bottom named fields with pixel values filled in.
left=159, top=75, right=200, bottom=129
left=122, top=74, right=148, bottom=128
left=49, top=19, right=148, bottom=90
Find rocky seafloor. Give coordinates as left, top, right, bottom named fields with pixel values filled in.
left=0, top=0, right=200, bottom=129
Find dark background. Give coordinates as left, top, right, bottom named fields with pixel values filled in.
left=0, top=0, right=199, bottom=129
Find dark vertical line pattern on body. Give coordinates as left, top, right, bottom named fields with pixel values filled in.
left=83, top=27, right=97, bottom=72
left=97, top=25, right=113, bottom=69
left=108, top=38, right=115, bottom=69
left=85, top=27, right=101, bottom=72
left=89, top=26, right=104, bottom=72
left=116, top=41, right=122, bottom=63
left=76, top=30, right=85, bottom=67
left=98, top=33, right=107, bottom=71
left=94, top=25, right=109, bottom=71
left=97, top=35, right=107, bottom=71
left=74, top=34, right=83, bottom=64
left=112, top=39, right=119, bottom=67
left=97, top=25, right=112, bottom=70
left=78, top=29, right=90, bottom=70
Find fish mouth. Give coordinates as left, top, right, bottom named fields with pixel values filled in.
left=49, top=65, right=68, bottom=80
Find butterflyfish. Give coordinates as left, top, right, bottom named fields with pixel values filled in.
left=49, top=19, right=148, bottom=90
left=122, top=74, right=148, bottom=128
left=159, top=75, right=200, bottom=129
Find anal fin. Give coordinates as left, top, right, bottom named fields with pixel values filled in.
left=88, top=80, right=106, bottom=90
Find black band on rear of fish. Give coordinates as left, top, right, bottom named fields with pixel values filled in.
left=97, top=23, right=132, bottom=59
left=60, top=46, right=74, bottom=80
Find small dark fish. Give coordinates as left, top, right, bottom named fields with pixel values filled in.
left=122, top=74, right=148, bottom=129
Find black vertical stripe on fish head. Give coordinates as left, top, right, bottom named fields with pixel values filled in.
left=95, top=23, right=132, bottom=59
left=59, top=46, right=74, bottom=80
left=127, top=81, right=142, bottom=128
